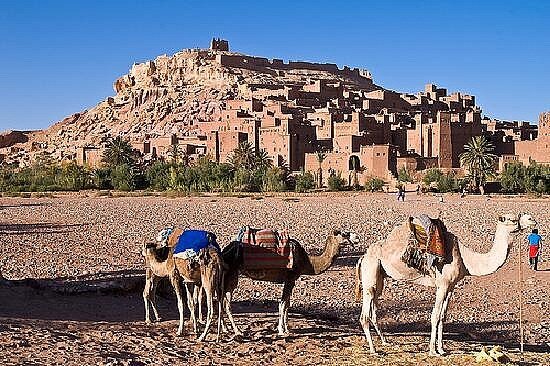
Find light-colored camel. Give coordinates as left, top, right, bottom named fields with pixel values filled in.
left=142, top=242, right=224, bottom=341
left=355, top=213, right=537, bottom=355
left=221, top=230, right=359, bottom=336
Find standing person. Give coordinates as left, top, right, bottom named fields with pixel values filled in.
left=527, top=228, right=542, bottom=271
left=396, top=185, right=405, bottom=201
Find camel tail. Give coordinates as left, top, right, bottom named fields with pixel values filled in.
left=354, top=256, right=363, bottom=303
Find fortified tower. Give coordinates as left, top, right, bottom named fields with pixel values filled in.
left=210, top=38, right=229, bottom=51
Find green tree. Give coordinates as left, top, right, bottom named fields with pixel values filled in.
left=423, top=168, right=444, bottom=186
left=145, top=161, right=171, bottom=190
left=59, top=161, right=90, bottom=190
left=500, top=162, right=525, bottom=193
left=102, top=136, right=137, bottom=167
left=365, top=177, right=385, bottom=192
left=328, top=173, right=346, bottom=191
left=459, top=136, right=497, bottom=194
left=397, top=167, right=412, bottom=182
left=110, top=164, right=136, bottom=191
left=264, top=166, right=288, bottom=192
left=229, top=141, right=255, bottom=170
left=254, top=149, right=273, bottom=172
left=295, top=170, right=315, bottom=193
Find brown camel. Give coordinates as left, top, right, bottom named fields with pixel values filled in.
left=221, top=230, right=359, bottom=336
left=143, top=228, right=205, bottom=325
left=142, top=240, right=225, bottom=341
left=354, top=213, right=537, bottom=355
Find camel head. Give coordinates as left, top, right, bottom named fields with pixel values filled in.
left=497, top=213, right=536, bottom=233
left=332, top=230, right=360, bottom=246
left=518, top=213, right=537, bottom=230
left=155, top=227, right=174, bottom=247
left=141, top=241, right=158, bottom=258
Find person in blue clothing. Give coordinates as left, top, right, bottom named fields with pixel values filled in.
left=527, top=228, right=542, bottom=271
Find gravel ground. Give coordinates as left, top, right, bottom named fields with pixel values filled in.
left=0, top=192, right=549, bottom=365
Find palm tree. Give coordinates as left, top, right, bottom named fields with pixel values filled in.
left=255, top=149, right=273, bottom=171
left=459, top=135, right=497, bottom=194
left=229, top=141, right=255, bottom=169
left=168, top=143, right=189, bottom=166
left=102, top=136, right=137, bottom=167
left=315, top=150, right=327, bottom=188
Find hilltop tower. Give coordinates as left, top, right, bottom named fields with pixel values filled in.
left=210, top=38, right=229, bottom=51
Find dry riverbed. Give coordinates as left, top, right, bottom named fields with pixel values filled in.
left=0, top=193, right=548, bottom=365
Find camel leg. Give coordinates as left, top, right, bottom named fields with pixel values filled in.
left=169, top=274, right=185, bottom=336
left=277, top=279, right=295, bottom=336
left=370, top=296, right=386, bottom=345
left=149, top=276, right=162, bottom=322
left=223, top=290, right=243, bottom=337
left=184, top=282, right=198, bottom=334
left=194, top=285, right=205, bottom=325
left=429, top=287, right=448, bottom=356
left=198, top=285, right=214, bottom=342
left=437, top=291, right=453, bottom=355
left=371, top=272, right=386, bottom=345
left=143, top=270, right=154, bottom=324
left=360, top=287, right=377, bottom=354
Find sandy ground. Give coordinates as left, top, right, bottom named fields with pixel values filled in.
left=0, top=192, right=549, bottom=365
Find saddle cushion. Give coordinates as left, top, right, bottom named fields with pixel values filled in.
left=408, top=216, right=446, bottom=259
left=238, top=227, right=293, bottom=270
left=173, top=230, right=219, bottom=258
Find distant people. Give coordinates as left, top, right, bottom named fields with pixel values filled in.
left=397, top=186, right=405, bottom=201
left=461, top=187, right=467, bottom=198
left=528, top=228, right=542, bottom=271
left=416, top=184, right=421, bottom=195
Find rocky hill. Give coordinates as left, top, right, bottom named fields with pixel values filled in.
left=0, top=43, right=379, bottom=166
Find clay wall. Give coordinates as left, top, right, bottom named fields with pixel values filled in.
left=359, top=144, right=397, bottom=179
left=515, top=139, right=550, bottom=165
left=76, top=147, right=103, bottom=167
left=218, top=131, right=248, bottom=163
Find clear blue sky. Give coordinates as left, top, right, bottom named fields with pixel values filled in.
left=0, top=0, right=548, bottom=131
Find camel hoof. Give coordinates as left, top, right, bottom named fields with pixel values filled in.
left=145, top=319, right=152, bottom=325
left=428, top=350, right=439, bottom=357
left=437, top=349, right=446, bottom=356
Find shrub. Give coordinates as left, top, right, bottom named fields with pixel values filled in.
left=110, top=164, right=135, bottom=191
left=146, top=161, right=171, bottom=191
left=398, top=167, right=412, bottom=182
left=423, top=169, right=444, bottom=185
left=436, top=172, right=458, bottom=193
left=264, top=167, right=288, bottom=192
left=295, top=170, right=315, bottom=193
left=327, top=174, right=346, bottom=191
left=365, top=177, right=385, bottom=192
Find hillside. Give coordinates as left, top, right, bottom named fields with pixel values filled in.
left=0, top=44, right=379, bottom=166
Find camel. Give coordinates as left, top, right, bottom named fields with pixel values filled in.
left=354, top=213, right=537, bottom=355
left=142, top=228, right=205, bottom=325
left=221, top=230, right=359, bottom=336
left=142, top=240, right=225, bottom=341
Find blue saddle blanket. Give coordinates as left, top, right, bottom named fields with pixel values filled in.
left=173, top=230, right=219, bottom=255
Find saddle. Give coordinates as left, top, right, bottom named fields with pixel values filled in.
left=401, top=215, right=447, bottom=274
left=235, top=226, right=294, bottom=270
left=172, top=229, right=220, bottom=261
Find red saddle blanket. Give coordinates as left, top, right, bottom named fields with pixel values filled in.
left=239, top=227, right=294, bottom=270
